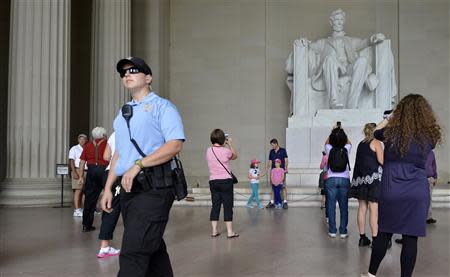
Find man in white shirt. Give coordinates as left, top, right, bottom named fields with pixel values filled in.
left=68, top=133, right=88, bottom=216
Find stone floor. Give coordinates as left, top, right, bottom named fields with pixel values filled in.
left=0, top=206, right=449, bottom=277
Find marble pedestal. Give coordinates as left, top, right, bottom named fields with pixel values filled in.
left=286, top=109, right=384, bottom=187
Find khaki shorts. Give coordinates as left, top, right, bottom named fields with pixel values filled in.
left=72, top=175, right=85, bottom=190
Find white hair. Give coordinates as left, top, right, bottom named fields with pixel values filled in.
left=329, top=9, right=346, bottom=21
left=91, top=127, right=107, bottom=139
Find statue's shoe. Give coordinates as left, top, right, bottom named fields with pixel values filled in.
left=331, top=103, right=345, bottom=109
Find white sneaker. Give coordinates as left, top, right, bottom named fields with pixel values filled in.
left=328, top=233, right=336, bottom=238
left=97, top=246, right=120, bottom=258
left=73, top=209, right=82, bottom=217
left=340, top=233, right=348, bottom=239
left=361, top=273, right=376, bottom=277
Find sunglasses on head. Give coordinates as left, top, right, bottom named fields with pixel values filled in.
left=119, top=66, right=141, bottom=78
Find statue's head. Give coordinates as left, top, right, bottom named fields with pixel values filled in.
left=329, top=9, right=346, bottom=32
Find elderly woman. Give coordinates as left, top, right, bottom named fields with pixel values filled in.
left=78, top=126, right=109, bottom=232
left=362, top=94, right=442, bottom=277
left=206, top=129, right=239, bottom=238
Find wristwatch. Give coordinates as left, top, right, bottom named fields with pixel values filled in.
left=134, top=159, right=144, bottom=169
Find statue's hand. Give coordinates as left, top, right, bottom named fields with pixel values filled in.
left=294, top=38, right=309, bottom=47
left=370, top=33, right=385, bottom=44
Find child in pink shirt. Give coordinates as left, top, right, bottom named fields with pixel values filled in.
left=271, top=159, right=285, bottom=209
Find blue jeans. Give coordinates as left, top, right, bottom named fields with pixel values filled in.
left=247, top=182, right=261, bottom=206
left=272, top=185, right=283, bottom=205
left=325, top=177, right=350, bottom=234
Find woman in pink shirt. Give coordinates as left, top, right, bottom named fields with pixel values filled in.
left=271, top=159, right=285, bottom=209
left=206, top=129, right=239, bottom=238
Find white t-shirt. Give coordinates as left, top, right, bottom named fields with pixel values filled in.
left=249, top=168, right=260, bottom=184
left=68, top=144, right=84, bottom=168
left=106, top=132, right=116, bottom=171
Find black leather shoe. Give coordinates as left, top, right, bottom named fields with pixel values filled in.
left=395, top=238, right=403, bottom=244
left=82, top=226, right=96, bottom=232
left=426, top=218, right=437, bottom=224
left=282, top=202, right=288, bottom=209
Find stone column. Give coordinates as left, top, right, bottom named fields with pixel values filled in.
left=1, top=0, right=71, bottom=205
left=90, top=0, right=130, bottom=132
left=7, top=0, right=70, bottom=179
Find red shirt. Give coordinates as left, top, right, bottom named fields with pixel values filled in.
left=80, top=139, right=109, bottom=166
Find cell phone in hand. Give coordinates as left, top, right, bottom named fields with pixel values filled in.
left=225, top=133, right=229, bottom=140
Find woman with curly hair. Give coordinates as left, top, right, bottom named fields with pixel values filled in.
left=362, top=94, right=442, bottom=277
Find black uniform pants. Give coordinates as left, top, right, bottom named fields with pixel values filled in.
left=118, top=184, right=175, bottom=277
left=82, top=165, right=107, bottom=228
left=99, top=175, right=121, bottom=240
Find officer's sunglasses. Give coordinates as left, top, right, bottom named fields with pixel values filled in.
left=119, top=66, right=142, bottom=78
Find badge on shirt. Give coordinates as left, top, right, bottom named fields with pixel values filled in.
left=144, top=103, right=153, bottom=112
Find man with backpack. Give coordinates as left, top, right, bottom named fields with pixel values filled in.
left=324, top=126, right=352, bottom=238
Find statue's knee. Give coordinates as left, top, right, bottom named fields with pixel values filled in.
left=354, top=56, right=368, bottom=68
left=323, top=56, right=338, bottom=68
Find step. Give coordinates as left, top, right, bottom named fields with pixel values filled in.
left=176, top=188, right=450, bottom=208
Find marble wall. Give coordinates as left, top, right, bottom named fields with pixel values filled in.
left=399, top=0, right=450, bottom=181
left=169, top=0, right=402, bottom=184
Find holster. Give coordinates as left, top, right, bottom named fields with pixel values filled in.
left=133, top=161, right=173, bottom=193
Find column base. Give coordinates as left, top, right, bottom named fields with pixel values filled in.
left=0, top=178, right=72, bottom=207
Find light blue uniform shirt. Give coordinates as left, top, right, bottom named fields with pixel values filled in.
left=113, top=92, right=185, bottom=176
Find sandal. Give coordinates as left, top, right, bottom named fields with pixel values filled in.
left=211, top=233, right=221, bottom=238
left=227, top=233, right=239, bottom=239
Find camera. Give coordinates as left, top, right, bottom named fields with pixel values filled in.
left=336, top=121, right=341, bottom=128
left=225, top=133, right=229, bottom=140
left=383, top=110, right=393, bottom=119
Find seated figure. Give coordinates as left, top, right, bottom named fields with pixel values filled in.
left=286, top=9, right=397, bottom=116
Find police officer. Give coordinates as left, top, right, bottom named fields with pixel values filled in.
left=101, top=57, right=185, bottom=277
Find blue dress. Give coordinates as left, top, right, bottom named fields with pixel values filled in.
left=375, top=129, right=432, bottom=237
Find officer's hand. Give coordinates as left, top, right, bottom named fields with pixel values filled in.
left=101, top=190, right=113, bottom=213
left=122, top=165, right=141, bottom=192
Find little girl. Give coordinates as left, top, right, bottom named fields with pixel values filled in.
left=247, top=159, right=265, bottom=209
left=271, top=159, right=285, bottom=209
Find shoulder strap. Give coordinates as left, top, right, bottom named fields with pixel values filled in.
left=211, top=147, right=233, bottom=177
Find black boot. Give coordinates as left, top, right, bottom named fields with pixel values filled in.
left=358, top=234, right=371, bottom=247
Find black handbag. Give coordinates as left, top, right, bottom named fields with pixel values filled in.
left=211, top=147, right=238, bottom=184
left=170, top=156, right=188, bottom=201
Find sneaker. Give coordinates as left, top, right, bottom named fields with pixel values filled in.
left=265, top=202, right=275, bottom=209
left=73, top=209, right=82, bottom=217
left=426, top=218, right=437, bottom=224
left=246, top=204, right=254, bottom=208
left=275, top=204, right=282, bottom=209
left=340, top=233, right=348, bottom=239
left=328, top=233, right=336, bottom=238
left=359, top=236, right=371, bottom=247
left=282, top=202, right=288, bottom=209
left=97, top=246, right=120, bottom=258
left=361, top=273, right=376, bottom=277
